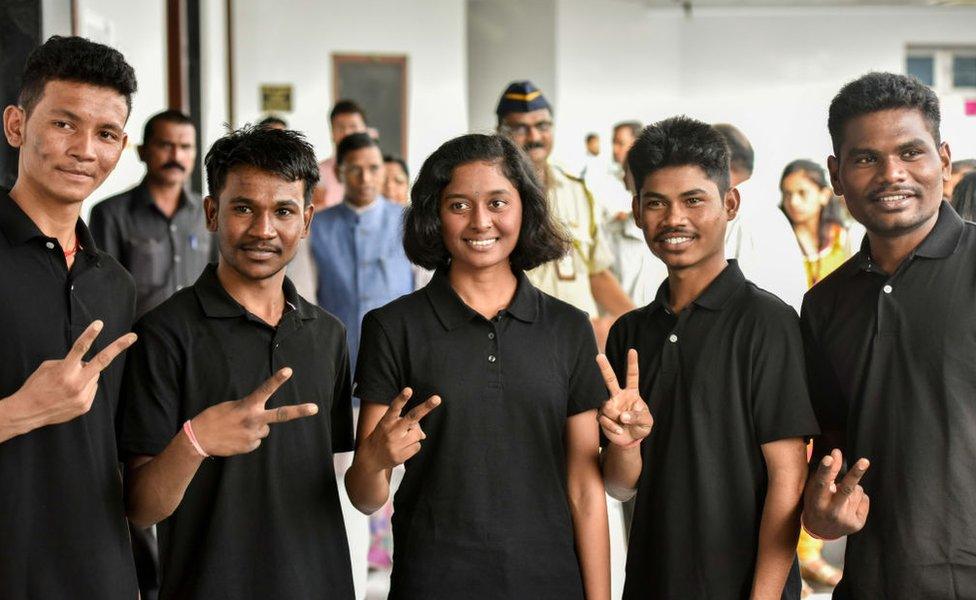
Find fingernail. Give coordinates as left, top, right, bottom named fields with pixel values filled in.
left=621, top=413, right=631, bottom=423
left=93, top=320, right=104, bottom=331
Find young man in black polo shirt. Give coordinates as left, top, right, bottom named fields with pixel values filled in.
left=599, top=117, right=819, bottom=599
left=0, top=36, right=140, bottom=599
left=119, top=126, right=355, bottom=599
left=801, top=72, right=976, bottom=599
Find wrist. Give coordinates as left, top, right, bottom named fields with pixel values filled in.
left=801, top=513, right=839, bottom=541
left=0, top=392, right=36, bottom=440
left=183, top=419, right=210, bottom=458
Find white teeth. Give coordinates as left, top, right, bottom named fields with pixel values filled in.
left=662, top=236, right=692, bottom=245
left=466, top=238, right=497, bottom=247
left=878, top=195, right=908, bottom=202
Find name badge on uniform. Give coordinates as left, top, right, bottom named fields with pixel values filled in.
left=556, top=252, right=576, bottom=281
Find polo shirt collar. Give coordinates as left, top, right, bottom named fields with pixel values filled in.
left=855, top=200, right=965, bottom=270
left=194, top=263, right=314, bottom=321
left=426, top=267, right=539, bottom=330
left=647, top=260, right=745, bottom=314
left=0, top=190, right=99, bottom=259
left=132, top=177, right=199, bottom=211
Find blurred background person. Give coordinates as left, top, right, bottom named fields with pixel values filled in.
left=313, top=99, right=369, bottom=212
left=950, top=170, right=976, bottom=221
left=946, top=159, right=976, bottom=201
left=257, top=114, right=287, bottom=130
left=382, top=154, right=409, bottom=206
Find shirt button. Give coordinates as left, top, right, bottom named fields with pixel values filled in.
left=488, top=332, right=495, bottom=340
left=668, top=333, right=678, bottom=343
left=169, top=224, right=177, bottom=232
left=487, top=354, right=497, bottom=363
left=174, top=255, right=182, bottom=263
left=882, top=284, right=893, bottom=294
left=45, top=241, right=55, bottom=250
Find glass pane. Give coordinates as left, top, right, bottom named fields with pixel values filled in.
left=953, top=55, right=976, bottom=88
left=906, top=56, right=935, bottom=86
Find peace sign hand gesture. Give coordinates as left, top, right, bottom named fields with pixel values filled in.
left=361, top=388, right=441, bottom=471
left=190, top=367, right=320, bottom=456
left=803, top=448, right=871, bottom=540
left=596, top=349, right=653, bottom=449
left=11, top=320, right=137, bottom=430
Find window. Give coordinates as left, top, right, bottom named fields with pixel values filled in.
left=953, top=55, right=976, bottom=89
left=332, top=54, right=409, bottom=161
left=906, top=46, right=976, bottom=91
left=907, top=56, right=935, bottom=86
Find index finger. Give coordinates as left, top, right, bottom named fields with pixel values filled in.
left=403, top=395, right=441, bottom=424
left=814, top=448, right=844, bottom=496
left=65, top=321, right=104, bottom=366
left=836, top=457, right=870, bottom=497
left=595, top=354, right=621, bottom=396
left=262, top=402, right=319, bottom=424
left=382, top=388, right=413, bottom=423
left=625, top=349, right=639, bottom=390
left=80, top=332, right=138, bottom=377
left=244, top=367, right=293, bottom=408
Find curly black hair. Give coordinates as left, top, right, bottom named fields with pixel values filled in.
left=627, top=116, right=731, bottom=197
left=828, top=72, right=941, bottom=157
left=204, top=125, right=320, bottom=207
left=18, top=35, right=137, bottom=116
left=404, top=133, right=570, bottom=271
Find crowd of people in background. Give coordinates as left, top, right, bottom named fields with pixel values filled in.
left=4, top=34, right=976, bottom=600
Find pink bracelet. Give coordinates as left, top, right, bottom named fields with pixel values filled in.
left=801, top=516, right=839, bottom=541
left=183, top=420, right=209, bottom=458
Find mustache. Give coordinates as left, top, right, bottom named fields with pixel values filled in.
left=238, top=244, right=281, bottom=254
left=653, top=227, right=696, bottom=241
left=522, top=141, right=545, bottom=151
left=869, top=184, right=921, bottom=199
left=161, top=162, right=186, bottom=171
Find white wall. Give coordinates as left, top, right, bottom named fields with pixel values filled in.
left=552, top=3, right=976, bottom=208
left=231, top=0, right=468, bottom=182
left=73, top=0, right=167, bottom=218
left=200, top=0, right=230, bottom=158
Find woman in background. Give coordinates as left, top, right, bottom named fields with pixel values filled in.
left=950, top=170, right=976, bottom=221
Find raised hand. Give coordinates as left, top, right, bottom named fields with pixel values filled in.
left=596, top=349, right=652, bottom=449
left=190, top=367, right=319, bottom=457
left=11, top=320, right=137, bottom=429
left=360, top=388, right=441, bottom=471
left=803, top=449, right=870, bottom=540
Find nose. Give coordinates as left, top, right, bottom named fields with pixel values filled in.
left=248, top=210, right=277, bottom=239
left=878, top=155, right=907, bottom=185
left=660, top=202, right=688, bottom=229
left=68, top=131, right=97, bottom=163
left=469, top=202, right=492, bottom=231
left=526, top=125, right=543, bottom=144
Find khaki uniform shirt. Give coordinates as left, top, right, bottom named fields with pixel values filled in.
left=527, top=164, right=614, bottom=316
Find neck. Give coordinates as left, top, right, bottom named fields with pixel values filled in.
left=448, top=261, right=518, bottom=320
left=866, top=210, right=939, bottom=275
left=666, top=253, right=728, bottom=314
left=344, top=196, right=378, bottom=213
left=146, top=178, right=184, bottom=218
left=792, top=216, right=821, bottom=256
left=8, top=179, right=80, bottom=249
left=215, top=260, right=287, bottom=326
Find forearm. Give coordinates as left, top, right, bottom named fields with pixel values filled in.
left=589, top=270, right=635, bottom=317
left=0, top=394, right=34, bottom=443
left=600, top=443, right=642, bottom=501
left=344, top=451, right=392, bottom=515
left=568, top=469, right=611, bottom=600
left=124, top=430, right=205, bottom=527
left=751, top=476, right=804, bottom=599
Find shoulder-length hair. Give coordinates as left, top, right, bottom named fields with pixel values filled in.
left=403, top=133, right=569, bottom=271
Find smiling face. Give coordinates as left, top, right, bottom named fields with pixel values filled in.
left=205, top=165, right=312, bottom=283
left=499, top=108, right=553, bottom=167
left=828, top=108, right=950, bottom=238
left=440, top=160, right=522, bottom=274
left=634, top=164, right=737, bottom=272
left=3, top=80, right=128, bottom=205
left=781, top=171, right=831, bottom=227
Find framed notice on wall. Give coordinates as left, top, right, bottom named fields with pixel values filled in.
left=332, top=54, right=408, bottom=161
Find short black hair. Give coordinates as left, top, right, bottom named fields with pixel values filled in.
left=204, top=125, right=320, bottom=207
left=586, top=133, right=599, bottom=142
left=404, top=133, right=570, bottom=271
left=613, top=121, right=643, bottom=138
left=18, top=35, right=137, bottom=116
left=383, top=154, right=409, bottom=178
left=780, top=159, right=829, bottom=190
left=951, top=171, right=976, bottom=222
left=330, top=99, right=367, bottom=124
left=828, top=72, right=941, bottom=157
left=142, top=109, right=193, bottom=144
left=258, top=115, right=288, bottom=129
left=336, top=132, right=380, bottom=166
left=627, top=116, right=731, bottom=198
left=713, top=123, right=753, bottom=176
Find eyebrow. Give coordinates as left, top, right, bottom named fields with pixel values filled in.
left=443, top=190, right=512, bottom=200
left=50, top=108, right=125, bottom=133
left=641, top=188, right=709, bottom=199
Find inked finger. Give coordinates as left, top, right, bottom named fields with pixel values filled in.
left=384, top=388, right=413, bottom=422
left=82, top=332, right=138, bottom=377
left=404, top=395, right=441, bottom=423
left=625, top=349, right=640, bottom=390
left=65, top=321, right=104, bottom=365
left=622, top=408, right=653, bottom=429
left=815, top=449, right=843, bottom=493
left=265, top=402, right=319, bottom=424
left=595, top=354, right=622, bottom=396
left=245, top=368, right=293, bottom=409
left=598, top=414, right=624, bottom=436
left=837, top=457, right=870, bottom=495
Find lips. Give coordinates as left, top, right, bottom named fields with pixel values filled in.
left=654, top=230, right=696, bottom=250
left=239, top=246, right=280, bottom=259
left=56, top=167, right=95, bottom=180
left=464, top=237, right=499, bottom=250
left=871, top=190, right=916, bottom=211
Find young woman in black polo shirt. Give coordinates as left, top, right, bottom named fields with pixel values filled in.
left=346, top=134, right=611, bottom=600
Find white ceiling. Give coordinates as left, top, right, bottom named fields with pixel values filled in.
left=634, top=0, right=976, bottom=6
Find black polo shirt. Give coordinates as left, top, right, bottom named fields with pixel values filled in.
left=607, top=261, right=818, bottom=600
left=802, top=201, right=976, bottom=599
left=90, top=178, right=214, bottom=317
left=354, top=268, right=606, bottom=600
left=0, top=192, right=138, bottom=599
left=119, top=264, right=355, bottom=600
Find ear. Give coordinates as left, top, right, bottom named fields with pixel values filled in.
left=939, top=141, right=952, bottom=184
left=301, top=203, right=314, bottom=238
left=3, top=105, right=26, bottom=148
left=334, top=163, right=342, bottom=183
left=204, top=196, right=219, bottom=233
left=827, top=155, right=844, bottom=197
left=724, top=187, right=740, bottom=220
left=631, top=195, right=642, bottom=228
left=136, top=142, right=146, bottom=162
